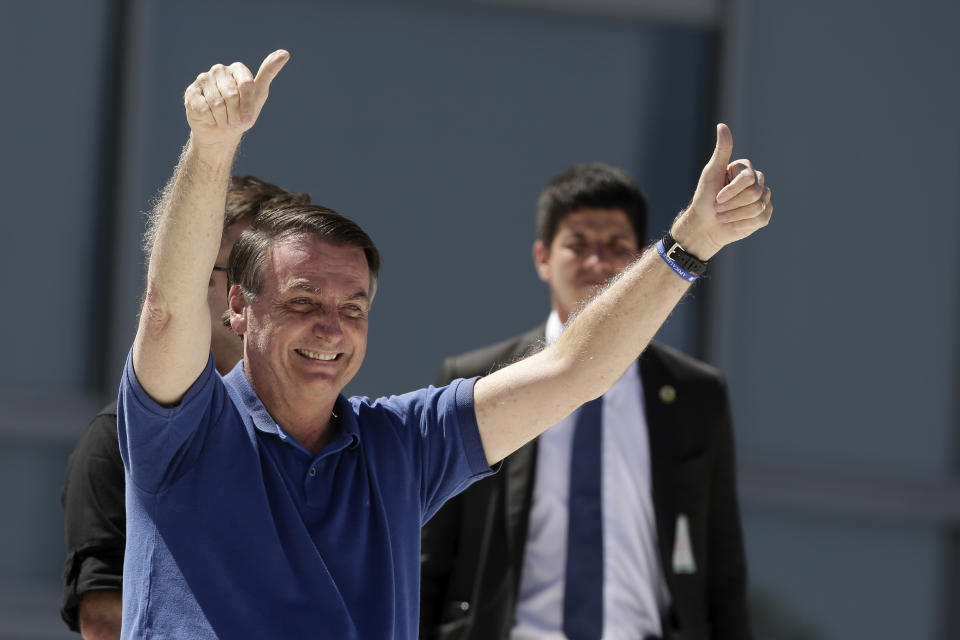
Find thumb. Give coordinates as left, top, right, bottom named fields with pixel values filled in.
left=254, top=49, right=290, bottom=91
left=708, top=123, right=734, bottom=170
left=696, top=123, right=733, bottom=195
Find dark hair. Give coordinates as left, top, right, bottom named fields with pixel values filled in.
left=228, top=204, right=381, bottom=299
left=224, top=175, right=311, bottom=229
left=143, top=174, right=310, bottom=256
left=536, top=163, right=647, bottom=247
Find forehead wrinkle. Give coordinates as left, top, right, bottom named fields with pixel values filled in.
left=269, top=237, right=372, bottom=298
left=288, top=280, right=321, bottom=294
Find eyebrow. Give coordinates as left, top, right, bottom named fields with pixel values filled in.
left=290, top=281, right=322, bottom=294
left=288, top=280, right=370, bottom=301
left=344, top=290, right=371, bottom=303
left=565, top=231, right=633, bottom=242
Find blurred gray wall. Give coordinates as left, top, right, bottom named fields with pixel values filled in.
left=1, top=0, right=957, bottom=638
left=712, top=1, right=960, bottom=639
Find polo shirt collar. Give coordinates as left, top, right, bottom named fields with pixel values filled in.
left=223, top=361, right=360, bottom=455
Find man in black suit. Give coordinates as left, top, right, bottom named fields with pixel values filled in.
left=421, top=164, right=755, bottom=640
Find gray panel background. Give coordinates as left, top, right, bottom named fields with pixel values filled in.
left=715, top=0, right=960, bottom=474
left=713, top=0, right=960, bottom=638
left=1, top=0, right=110, bottom=393
left=2, top=0, right=959, bottom=638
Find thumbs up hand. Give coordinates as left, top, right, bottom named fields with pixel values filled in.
left=183, top=49, right=290, bottom=148
left=670, top=124, right=772, bottom=260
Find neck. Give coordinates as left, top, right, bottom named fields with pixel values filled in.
left=244, top=364, right=339, bottom=456
left=275, top=405, right=338, bottom=456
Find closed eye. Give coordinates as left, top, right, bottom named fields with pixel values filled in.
left=286, top=298, right=316, bottom=311
left=341, top=303, right=368, bottom=318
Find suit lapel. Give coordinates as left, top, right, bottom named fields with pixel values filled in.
left=495, top=330, right=687, bottom=594
left=500, top=325, right=546, bottom=577
left=639, top=344, right=681, bottom=587
left=504, top=440, right=537, bottom=571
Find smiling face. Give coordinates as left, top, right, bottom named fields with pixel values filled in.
left=533, top=208, right=640, bottom=323
left=229, top=233, right=372, bottom=419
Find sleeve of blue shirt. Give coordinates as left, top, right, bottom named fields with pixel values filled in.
left=120, top=346, right=495, bottom=523
left=117, top=350, right=228, bottom=494
left=359, top=377, right=497, bottom=525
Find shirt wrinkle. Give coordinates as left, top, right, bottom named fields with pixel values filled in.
left=118, top=352, right=492, bottom=639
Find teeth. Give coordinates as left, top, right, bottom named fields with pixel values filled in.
left=296, top=348, right=337, bottom=361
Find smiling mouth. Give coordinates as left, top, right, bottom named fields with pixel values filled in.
left=294, top=348, right=339, bottom=361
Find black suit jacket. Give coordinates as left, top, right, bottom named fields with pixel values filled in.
left=420, top=326, right=752, bottom=640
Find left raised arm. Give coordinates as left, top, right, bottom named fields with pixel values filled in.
left=474, top=123, right=773, bottom=464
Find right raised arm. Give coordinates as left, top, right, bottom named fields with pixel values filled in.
left=474, top=124, right=772, bottom=464
left=132, top=50, right=289, bottom=405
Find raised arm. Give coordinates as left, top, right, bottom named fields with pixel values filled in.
left=132, top=50, right=289, bottom=405
left=474, top=124, right=773, bottom=463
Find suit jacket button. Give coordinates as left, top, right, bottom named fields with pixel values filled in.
left=659, top=384, right=677, bottom=404
left=444, top=600, right=471, bottom=620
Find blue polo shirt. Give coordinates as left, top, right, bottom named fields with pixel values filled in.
left=117, top=353, right=493, bottom=639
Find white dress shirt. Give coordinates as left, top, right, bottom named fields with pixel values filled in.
left=510, top=312, right=670, bottom=640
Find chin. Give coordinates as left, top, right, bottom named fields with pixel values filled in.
left=299, top=368, right=350, bottom=392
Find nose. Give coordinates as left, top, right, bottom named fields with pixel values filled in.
left=584, top=243, right=614, bottom=269
left=312, top=306, right=343, bottom=342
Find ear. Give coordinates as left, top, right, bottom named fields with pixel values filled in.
left=532, top=240, right=551, bottom=283
left=228, top=284, right=248, bottom=335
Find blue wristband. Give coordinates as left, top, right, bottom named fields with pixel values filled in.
left=656, top=239, right=699, bottom=282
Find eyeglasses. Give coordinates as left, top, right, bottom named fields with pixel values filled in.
left=211, top=265, right=230, bottom=293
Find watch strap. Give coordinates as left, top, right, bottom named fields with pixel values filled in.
left=661, top=233, right=708, bottom=276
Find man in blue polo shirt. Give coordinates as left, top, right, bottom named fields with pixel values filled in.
left=120, top=49, right=772, bottom=638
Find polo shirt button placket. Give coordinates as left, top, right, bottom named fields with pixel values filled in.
left=309, top=467, right=317, bottom=478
